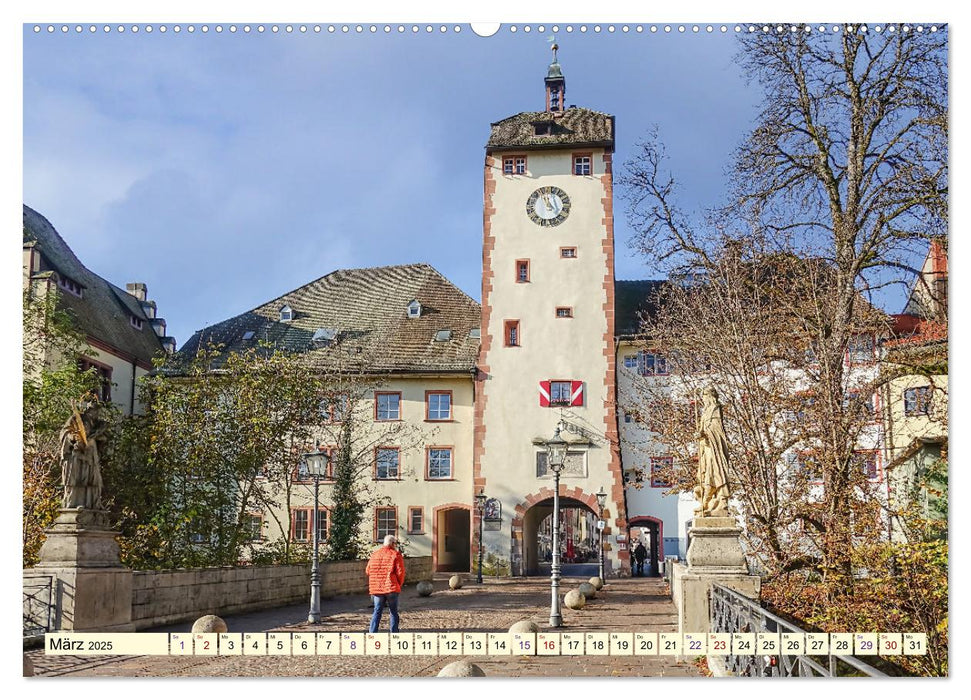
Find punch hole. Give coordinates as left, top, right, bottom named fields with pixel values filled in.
left=470, top=24, right=499, bottom=37
left=523, top=26, right=531, bottom=33
left=510, top=26, right=517, bottom=33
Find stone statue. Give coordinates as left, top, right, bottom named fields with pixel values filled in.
left=693, top=387, right=731, bottom=518
left=58, top=400, right=108, bottom=510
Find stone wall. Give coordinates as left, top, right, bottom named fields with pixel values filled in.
left=124, top=556, right=431, bottom=630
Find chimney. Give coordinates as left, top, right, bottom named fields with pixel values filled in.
left=126, top=282, right=148, bottom=302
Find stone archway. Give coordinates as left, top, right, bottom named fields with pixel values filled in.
left=432, top=503, right=471, bottom=573
left=628, top=515, right=664, bottom=577
left=511, top=487, right=605, bottom=577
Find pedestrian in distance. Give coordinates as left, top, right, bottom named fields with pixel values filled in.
left=633, top=541, right=648, bottom=577
left=366, top=534, right=406, bottom=633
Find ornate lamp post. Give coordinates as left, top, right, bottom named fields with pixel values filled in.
left=596, top=486, right=607, bottom=583
left=303, top=449, right=330, bottom=624
left=546, top=423, right=568, bottom=628
left=475, top=489, right=487, bottom=584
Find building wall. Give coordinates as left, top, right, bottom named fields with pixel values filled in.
left=477, top=148, right=627, bottom=575
left=259, top=376, right=475, bottom=564
left=616, top=340, right=697, bottom=559
left=125, top=558, right=432, bottom=629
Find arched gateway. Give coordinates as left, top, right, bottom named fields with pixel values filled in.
left=512, top=487, right=615, bottom=577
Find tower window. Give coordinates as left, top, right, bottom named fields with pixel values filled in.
left=560, top=247, right=577, bottom=258
left=573, top=154, right=592, bottom=176
left=555, top=307, right=573, bottom=319
left=503, top=155, right=528, bottom=175
left=515, top=259, right=530, bottom=283
left=504, top=320, right=520, bottom=347
left=550, top=89, right=561, bottom=111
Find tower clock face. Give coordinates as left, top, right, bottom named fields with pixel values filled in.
left=526, top=186, right=571, bottom=227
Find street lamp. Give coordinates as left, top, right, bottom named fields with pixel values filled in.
left=596, top=486, right=607, bottom=583
left=546, top=423, right=568, bottom=628
left=303, top=448, right=330, bottom=624
left=475, top=489, right=487, bottom=584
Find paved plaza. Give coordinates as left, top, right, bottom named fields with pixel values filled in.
left=27, top=576, right=701, bottom=678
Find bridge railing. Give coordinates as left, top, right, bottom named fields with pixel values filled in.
left=23, top=574, right=55, bottom=641
left=710, top=582, right=887, bottom=677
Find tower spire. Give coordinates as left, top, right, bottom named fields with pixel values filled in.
left=545, top=39, right=566, bottom=113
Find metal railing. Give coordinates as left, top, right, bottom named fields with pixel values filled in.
left=710, top=583, right=887, bottom=677
left=23, top=575, right=55, bottom=640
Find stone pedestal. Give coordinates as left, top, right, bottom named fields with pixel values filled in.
left=33, top=508, right=134, bottom=632
left=671, top=517, right=761, bottom=636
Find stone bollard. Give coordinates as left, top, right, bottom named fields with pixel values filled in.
left=438, top=659, right=486, bottom=677
left=23, top=652, right=34, bottom=677
left=589, top=576, right=604, bottom=591
left=508, top=620, right=539, bottom=634
left=417, top=580, right=434, bottom=597
left=448, top=575, right=464, bottom=590
left=191, top=615, right=228, bottom=634
left=577, top=582, right=597, bottom=600
left=564, top=589, right=586, bottom=610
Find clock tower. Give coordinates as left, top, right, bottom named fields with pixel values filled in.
left=474, top=47, right=628, bottom=577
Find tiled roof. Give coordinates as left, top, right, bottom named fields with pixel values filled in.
left=487, top=107, right=614, bottom=151
left=179, top=264, right=481, bottom=375
left=615, top=280, right=665, bottom=338
left=23, top=205, right=167, bottom=368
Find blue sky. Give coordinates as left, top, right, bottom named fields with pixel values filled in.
left=22, top=25, right=759, bottom=345
left=24, top=23, right=914, bottom=346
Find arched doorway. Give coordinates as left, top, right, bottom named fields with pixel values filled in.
left=628, top=516, right=663, bottom=577
left=522, top=497, right=600, bottom=577
left=433, top=504, right=471, bottom=573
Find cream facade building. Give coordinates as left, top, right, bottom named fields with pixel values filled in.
left=180, top=263, right=482, bottom=571
left=23, top=205, right=175, bottom=416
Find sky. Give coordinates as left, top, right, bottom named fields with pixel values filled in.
left=23, top=23, right=771, bottom=346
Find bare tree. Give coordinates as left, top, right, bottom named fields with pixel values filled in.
left=620, top=25, right=947, bottom=595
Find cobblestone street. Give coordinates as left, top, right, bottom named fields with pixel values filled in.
left=27, top=576, right=701, bottom=678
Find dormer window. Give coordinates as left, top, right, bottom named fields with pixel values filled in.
left=130, top=315, right=144, bottom=330
left=534, top=123, right=552, bottom=136
left=279, top=305, right=293, bottom=322
left=407, top=300, right=422, bottom=319
left=312, top=328, right=338, bottom=348
left=57, top=275, right=83, bottom=298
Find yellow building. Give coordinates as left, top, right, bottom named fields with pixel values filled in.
left=179, top=263, right=480, bottom=570
left=23, top=205, right=175, bottom=415
left=883, top=241, right=948, bottom=536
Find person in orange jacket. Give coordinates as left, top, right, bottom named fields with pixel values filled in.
left=366, top=534, right=405, bottom=632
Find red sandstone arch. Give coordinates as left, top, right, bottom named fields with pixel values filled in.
left=511, top=486, right=629, bottom=576
left=431, top=502, right=472, bottom=573
left=628, top=515, right=665, bottom=564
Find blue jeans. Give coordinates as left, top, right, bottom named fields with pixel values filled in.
left=369, top=593, right=400, bottom=633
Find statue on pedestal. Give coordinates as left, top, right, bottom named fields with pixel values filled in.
left=693, top=387, right=731, bottom=518
left=58, top=400, right=108, bottom=510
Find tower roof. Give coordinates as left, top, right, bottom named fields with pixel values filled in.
left=486, top=107, right=614, bottom=152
